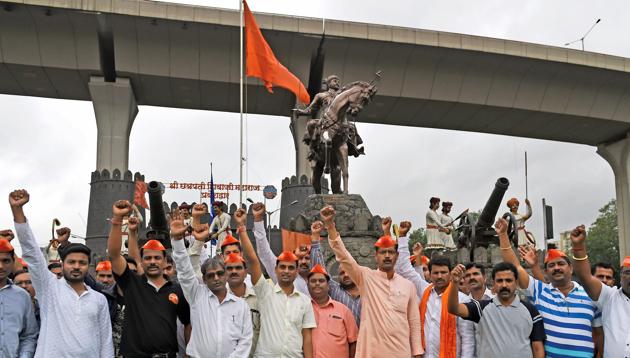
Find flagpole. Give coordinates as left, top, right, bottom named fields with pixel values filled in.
left=239, top=0, right=244, bottom=206
left=525, top=151, right=529, bottom=200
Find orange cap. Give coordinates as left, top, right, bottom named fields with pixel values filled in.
left=507, top=198, right=519, bottom=208
left=220, top=235, right=240, bottom=248
left=277, top=251, right=299, bottom=262
left=309, top=263, right=329, bottom=279
left=420, top=255, right=430, bottom=265
left=544, top=249, right=567, bottom=264
left=0, top=239, right=14, bottom=253
left=95, top=260, right=112, bottom=272
left=224, top=253, right=245, bottom=264
left=142, top=239, right=166, bottom=251
left=374, top=235, right=396, bottom=248
left=622, top=256, right=630, bottom=268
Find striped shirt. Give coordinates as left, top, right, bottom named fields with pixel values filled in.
left=526, top=277, right=600, bottom=358
left=310, top=240, right=362, bottom=326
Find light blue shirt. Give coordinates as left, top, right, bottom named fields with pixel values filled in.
left=0, top=280, right=38, bottom=358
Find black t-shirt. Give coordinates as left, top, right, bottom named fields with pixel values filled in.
left=114, top=266, right=190, bottom=357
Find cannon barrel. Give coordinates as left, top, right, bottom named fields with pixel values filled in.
left=476, top=177, right=510, bottom=229
left=147, top=181, right=170, bottom=246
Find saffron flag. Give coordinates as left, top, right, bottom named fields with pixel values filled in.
left=244, top=1, right=310, bottom=104
left=133, top=180, right=148, bottom=209
left=281, top=229, right=311, bottom=252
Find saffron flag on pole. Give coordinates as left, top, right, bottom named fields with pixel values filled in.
left=244, top=0, right=310, bottom=104
left=133, top=180, right=149, bottom=209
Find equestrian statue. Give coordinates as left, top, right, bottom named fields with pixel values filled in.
left=294, top=72, right=379, bottom=194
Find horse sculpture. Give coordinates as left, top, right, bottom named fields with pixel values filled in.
left=302, top=81, right=377, bottom=194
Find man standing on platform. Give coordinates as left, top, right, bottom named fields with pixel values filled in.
left=236, top=207, right=316, bottom=358
left=426, top=197, right=448, bottom=250
left=10, top=189, right=112, bottom=357
left=569, top=225, right=630, bottom=357
left=251, top=202, right=310, bottom=296
left=210, top=201, right=231, bottom=249
left=107, top=200, right=191, bottom=358
left=310, top=220, right=362, bottom=326
left=440, top=201, right=457, bottom=250
left=322, top=206, right=422, bottom=358
left=506, top=198, right=534, bottom=246
left=308, top=263, right=358, bottom=358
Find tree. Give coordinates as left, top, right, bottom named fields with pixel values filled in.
left=408, top=228, right=427, bottom=249
left=586, top=199, right=619, bottom=269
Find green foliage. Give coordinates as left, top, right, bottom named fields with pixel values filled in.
left=409, top=228, right=427, bottom=249
left=586, top=199, right=619, bottom=268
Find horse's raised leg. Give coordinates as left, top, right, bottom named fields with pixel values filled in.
left=311, top=160, right=324, bottom=194
left=336, top=142, right=350, bottom=194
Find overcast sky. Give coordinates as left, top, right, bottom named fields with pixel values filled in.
left=1, top=0, right=626, bottom=253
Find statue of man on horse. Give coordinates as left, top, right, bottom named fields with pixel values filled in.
left=294, top=72, right=379, bottom=194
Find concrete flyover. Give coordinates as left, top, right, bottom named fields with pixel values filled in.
left=1, top=0, right=630, bottom=260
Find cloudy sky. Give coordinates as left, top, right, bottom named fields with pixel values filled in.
left=1, top=0, right=626, bottom=252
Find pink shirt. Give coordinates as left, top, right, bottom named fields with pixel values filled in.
left=311, top=298, right=359, bottom=358
left=328, top=235, right=422, bottom=357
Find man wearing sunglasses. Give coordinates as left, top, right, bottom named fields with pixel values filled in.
left=170, top=211, right=253, bottom=358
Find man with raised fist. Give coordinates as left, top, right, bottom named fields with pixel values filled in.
left=10, top=189, right=112, bottom=357
left=570, top=225, right=630, bottom=357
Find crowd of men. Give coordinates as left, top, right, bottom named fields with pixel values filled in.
left=1, top=189, right=629, bottom=357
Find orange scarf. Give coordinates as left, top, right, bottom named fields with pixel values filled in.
left=419, top=283, right=458, bottom=358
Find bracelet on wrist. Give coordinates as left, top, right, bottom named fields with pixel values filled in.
left=110, top=219, right=122, bottom=225
left=500, top=246, right=512, bottom=250
left=571, top=254, right=589, bottom=261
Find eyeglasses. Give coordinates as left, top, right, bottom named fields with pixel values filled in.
left=226, top=266, right=244, bottom=271
left=204, top=271, right=226, bottom=279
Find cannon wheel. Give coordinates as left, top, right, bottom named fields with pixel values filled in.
left=501, top=212, right=518, bottom=247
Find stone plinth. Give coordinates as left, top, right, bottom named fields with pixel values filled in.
left=285, top=194, right=382, bottom=274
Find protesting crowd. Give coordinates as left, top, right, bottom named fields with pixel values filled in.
left=0, top=188, right=629, bottom=358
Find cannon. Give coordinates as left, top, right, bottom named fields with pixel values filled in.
left=455, top=177, right=510, bottom=261
left=147, top=181, right=171, bottom=249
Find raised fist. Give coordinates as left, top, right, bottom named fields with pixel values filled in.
left=0, top=229, right=15, bottom=242
left=127, top=216, right=139, bottom=232
left=494, top=218, right=508, bottom=235
left=252, top=203, right=265, bottom=221
left=112, top=200, right=132, bottom=218
left=192, top=204, right=205, bottom=218
left=570, top=225, right=587, bottom=247
left=192, top=224, right=210, bottom=242
left=451, top=263, right=466, bottom=283
left=169, top=211, right=187, bottom=239
left=9, top=190, right=29, bottom=207
left=320, top=206, right=336, bottom=226
left=381, top=217, right=392, bottom=235
left=56, top=227, right=71, bottom=244
left=412, top=242, right=424, bottom=257
left=234, top=208, right=247, bottom=227
left=399, top=221, right=412, bottom=237
left=310, top=221, right=324, bottom=238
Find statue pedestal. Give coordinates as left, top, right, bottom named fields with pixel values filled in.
left=285, top=194, right=382, bottom=273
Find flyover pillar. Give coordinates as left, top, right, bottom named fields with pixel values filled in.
left=85, top=76, right=139, bottom=258
left=597, top=133, right=630, bottom=261
left=290, top=114, right=311, bottom=179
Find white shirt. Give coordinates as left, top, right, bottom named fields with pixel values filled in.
left=15, top=221, right=114, bottom=358
left=253, top=221, right=310, bottom=297
left=596, top=284, right=630, bottom=358
left=172, top=239, right=253, bottom=358
left=395, top=236, right=475, bottom=358
left=253, top=277, right=316, bottom=357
